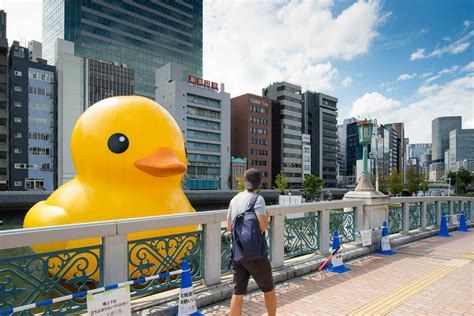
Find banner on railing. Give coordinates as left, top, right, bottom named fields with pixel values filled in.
left=360, top=230, right=372, bottom=246
left=87, top=286, right=131, bottom=316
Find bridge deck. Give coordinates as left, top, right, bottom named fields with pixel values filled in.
left=202, top=232, right=474, bottom=315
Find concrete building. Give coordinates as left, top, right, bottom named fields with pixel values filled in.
left=28, top=40, right=42, bottom=62
left=429, top=162, right=445, bottom=181
left=42, top=0, right=203, bottom=98
left=156, top=62, right=230, bottom=190
left=408, top=143, right=432, bottom=174
left=263, top=82, right=303, bottom=188
left=432, top=116, right=462, bottom=162
left=231, top=94, right=272, bottom=188
left=8, top=41, right=56, bottom=191
left=449, top=129, right=474, bottom=171
left=303, top=91, right=338, bottom=187
left=230, top=157, right=247, bottom=190
left=0, top=10, right=7, bottom=190
left=302, top=134, right=311, bottom=177
left=55, top=39, right=135, bottom=185
left=456, top=160, right=474, bottom=173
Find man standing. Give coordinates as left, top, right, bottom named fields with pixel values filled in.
left=227, top=169, right=276, bottom=316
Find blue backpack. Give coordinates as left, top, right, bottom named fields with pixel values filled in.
left=231, top=194, right=269, bottom=263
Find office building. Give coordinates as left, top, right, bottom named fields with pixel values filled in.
left=231, top=94, right=272, bottom=188
left=384, top=122, right=405, bottom=174
left=156, top=62, right=230, bottom=190
left=8, top=41, right=56, bottom=191
left=230, top=157, right=247, bottom=190
left=449, top=129, right=474, bottom=171
left=263, top=82, right=303, bottom=188
left=302, top=134, right=311, bottom=177
left=346, top=118, right=362, bottom=178
left=42, top=0, right=203, bottom=98
left=0, top=10, right=7, bottom=190
left=28, top=40, right=42, bottom=62
left=408, top=143, right=432, bottom=174
left=55, top=39, right=134, bottom=185
left=429, top=162, right=445, bottom=181
left=303, top=91, right=338, bottom=187
left=432, top=116, right=462, bottom=162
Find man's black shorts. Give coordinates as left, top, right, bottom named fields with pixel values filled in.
left=232, top=257, right=274, bottom=295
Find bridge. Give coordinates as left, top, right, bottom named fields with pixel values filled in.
left=0, top=196, right=472, bottom=315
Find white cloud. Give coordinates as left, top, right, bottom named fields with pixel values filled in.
left=397, top=73, right=416, bottom=81
left=349, top=75, right=474, bottom=143
left=420, top=72, right=433, bottom=79
left=417, top=84, right=440, bottom=95
left=410, top=48, right=425, bottom=60
left=350, top=92, right=400, bottom=117
left=204, top=0, right=386, bottom=96
left=425, top=65, right=460, bottom=83
left=1, top=0, right=42, bottom=43
left=462, top=61, right=474, bottom=72
left=342, top=76, right=352, bottom=86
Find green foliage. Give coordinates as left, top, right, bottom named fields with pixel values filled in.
left=237, top=176, right=245, bottom=191
left=419, top=171, right=429, bottom=194
left=447, top=168, right=474, bottom=195
left=379, top=176, right=389, bottom=194
left=387, top=169, right=404, bottom=195
left=303, top=174, right=324, bottom=201
left=405, top=164, right=420, bottom=194
left=273, top=170, right=289, bottom=194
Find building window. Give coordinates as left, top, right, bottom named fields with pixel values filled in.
left=13, top=48, right=25, bottom=58
left=14, top=117, right=22, bottom=123
left=29, top=147, right=52, bottom=155
left=13, top=148, right=22, bottom=154
left=14, top=181, right=22, bottom=187
left=14, top=163, right=37, bottom=169
left=14, top=132, right=22, bottom=138
left=41, top=163, right=51, bottom=170
left=14, top=86, right=22, bottom=92
left=13, top=101, right=22, bottom=107
left=25, top=178, right=45, bottom=190
left=14, top=70, right=22, bottom=76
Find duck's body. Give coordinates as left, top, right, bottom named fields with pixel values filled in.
left=24, top=96, right=196, bottom=277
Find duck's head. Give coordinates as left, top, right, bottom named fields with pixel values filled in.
left=71, top=96, right=187, bottom=187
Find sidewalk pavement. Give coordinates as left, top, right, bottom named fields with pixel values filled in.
left=201, top=231, right=474, bottom=315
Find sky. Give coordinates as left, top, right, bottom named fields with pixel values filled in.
left=1, top=0, right=473, bottom=144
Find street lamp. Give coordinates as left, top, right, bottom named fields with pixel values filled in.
left=355, top=119, right=375, bottom=191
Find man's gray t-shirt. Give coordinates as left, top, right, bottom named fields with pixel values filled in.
left=227, top=191, right=266, bottom=223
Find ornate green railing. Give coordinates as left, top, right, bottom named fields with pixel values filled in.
left=388, top=204, right=403, bottom=234
left=329, top=209, right=355, bottom=244
left=427, top=202, right=437, bottom=226
left=0, top=245, right=102, bottom=315
left=409, top=204, right=421, bottom=230
left=284, top=213, right=319, bottom=258
left=441, top=202, right=449, bottom=215
left=465, top=201, right=472, bottom=221
left=453, top=201, right=460, bottom=214
left=128, top=231, right=202, bottom=297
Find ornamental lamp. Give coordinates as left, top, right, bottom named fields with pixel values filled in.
left=357, top=119, right=374, bottom=145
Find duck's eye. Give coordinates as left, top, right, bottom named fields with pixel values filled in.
left=108, top=133, right=129, bottom=154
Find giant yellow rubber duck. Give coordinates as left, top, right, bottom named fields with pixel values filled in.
left=24, top=96, right=196, bottom=279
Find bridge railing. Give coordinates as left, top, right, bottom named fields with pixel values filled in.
left=0, top=196, right=472, bottom=314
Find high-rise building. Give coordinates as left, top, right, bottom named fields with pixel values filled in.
left=449, top=129, right=474, bottom=171
left=302, top=134, right=311, bottom=177
left=0, top=10, right=8, bottom=190
left=42, top=0, right=203, bottom=98
left=302, top=91, right=338, bottom=187
left=8, top=41, right=56, bottom=191
left=231, top=94, right=272, bottom=188
left=155, top=62, right=230, bottom=190
left=263, top=82, right=303, bottom=188
left=384, top=122, right=405, bottom=174
left=432, top=116, right=462, bottom=162
left=407, top=143, right=432, bottom=174
left=55, top=39, right=135, bottom=185
left=346, top=118, right=362, bottom=178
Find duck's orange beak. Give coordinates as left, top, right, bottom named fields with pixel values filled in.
left=134, top=148, right=187, bottom=177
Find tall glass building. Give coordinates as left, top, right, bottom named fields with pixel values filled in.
left=43, top=0, right=203, bottom=98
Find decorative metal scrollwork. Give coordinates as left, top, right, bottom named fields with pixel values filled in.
left=388, top=204, right=403, bottom=234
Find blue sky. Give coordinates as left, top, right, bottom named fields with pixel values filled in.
left=2, top=0, right=473, bottom=143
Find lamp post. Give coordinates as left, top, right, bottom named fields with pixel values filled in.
left=355, top=119, right=375, bottom=192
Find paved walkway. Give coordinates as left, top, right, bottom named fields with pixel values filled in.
left=201, top=232, right=474, bottom=315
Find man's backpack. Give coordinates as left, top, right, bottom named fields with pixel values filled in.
left=231, top=194, right=268, bottom=263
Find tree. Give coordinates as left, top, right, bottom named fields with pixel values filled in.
left=387, top=169, right=403, bottom=195
left=273, top=170, right=289, bottom=194
left=448, top=168, right=474, bottom=195
left=419, top=171, right=429, bottom=195
left=237, top=176, right=245, bottom=191
left=303, top=174, right=324, bottom=201
left=405, top=165, right=420, bottom=194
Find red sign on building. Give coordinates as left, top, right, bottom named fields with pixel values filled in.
left=188, top=75, right=219, bottom=91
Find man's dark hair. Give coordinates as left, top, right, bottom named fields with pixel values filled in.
left=244, top=168, right=262, bottom=190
